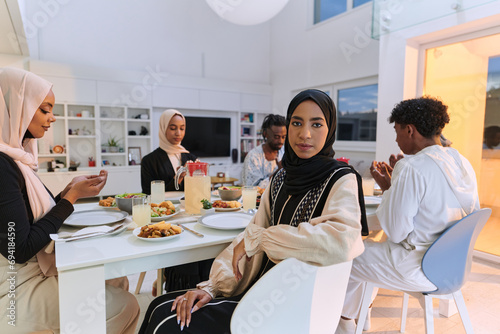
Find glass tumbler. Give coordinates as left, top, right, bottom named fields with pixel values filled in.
left=242, top=186, right=257, bottom=212
left=151, top=180, right=165, bottom=204
left=132, top=195, right=151, bottom=227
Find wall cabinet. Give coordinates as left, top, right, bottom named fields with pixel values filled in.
left=38, top=103, right=152, bottom=171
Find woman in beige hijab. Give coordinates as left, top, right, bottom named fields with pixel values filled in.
left=141, top=109, right=213, bottom=295
left=0, top=67, right=139, bottom=333
left=141, top=109, right=197, bottom=194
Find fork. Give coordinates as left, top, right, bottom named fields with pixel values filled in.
left=63, top=223, right=126, bottom=242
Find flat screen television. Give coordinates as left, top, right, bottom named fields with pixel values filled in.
left=182, top=116, right=231, bottom=157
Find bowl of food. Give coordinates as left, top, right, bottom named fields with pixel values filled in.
left=115, top=193, right=146, bottom=214
left=218, top=186, right=242, bottom=201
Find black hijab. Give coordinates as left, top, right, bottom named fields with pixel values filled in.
left=281, top=89, right=369, bottom=235
left=281, top=89, right=345, bottom=195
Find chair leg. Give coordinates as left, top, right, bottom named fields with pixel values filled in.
left=453, top=290, right=474, bottom=334
left=157, top=268, right=164, bottom=295
left=423, top=295, right=434, bottom=334
left=400, top=293, right=409, bottom=333
left=134, top=271, right=146, bottom=294
left=355, top=282, right=375, bottom=334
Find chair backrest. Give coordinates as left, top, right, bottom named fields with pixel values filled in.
left=422, top=208, right=491, bottom=295
left=230, top=257, right=353, bottom=334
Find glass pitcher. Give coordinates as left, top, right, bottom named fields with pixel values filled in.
left=175, top=161, right=211, bottom=214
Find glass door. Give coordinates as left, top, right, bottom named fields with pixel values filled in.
left=423, top=33, right=500, bottom=258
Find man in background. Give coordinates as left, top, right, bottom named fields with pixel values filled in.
left=242, top=114, right=286, bottom=188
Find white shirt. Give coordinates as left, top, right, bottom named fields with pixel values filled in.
left=376, top=145, right=479, bottom=276
left=241, top=145, right=284, bottom=188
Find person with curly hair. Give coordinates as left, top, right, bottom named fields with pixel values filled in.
left=336, top=97, right=480, bottom=333
left=241, top=114, right=287, bottom=188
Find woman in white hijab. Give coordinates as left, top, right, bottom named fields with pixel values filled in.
left=141, top=109, right=197, bottom=194
left=0, top=67, right=139, bottom=333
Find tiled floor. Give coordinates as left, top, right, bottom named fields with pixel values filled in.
left=128, top=258, right=500, bottom=333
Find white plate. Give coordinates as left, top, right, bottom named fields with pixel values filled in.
left=151, top=205, right=181, bottom=221
left=364, top=196, right=382, bottom=207
left=64, top=210, right=128, bottom=227
left=214, top=207, right=242, bottom=212
left=198, top=212, right=252, bottom=230
left=132, top=227, right=182, bottom=242
left=164, top=191, right=184, bottom=202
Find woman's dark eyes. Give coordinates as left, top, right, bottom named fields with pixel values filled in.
left=40, top=108, right=50, bottom=114
left=291, top=121, right=301, bottom=126
left=312, top=123, right=323, bottom=128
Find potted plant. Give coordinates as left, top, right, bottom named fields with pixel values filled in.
left=107, top=136, right=121, bottom=153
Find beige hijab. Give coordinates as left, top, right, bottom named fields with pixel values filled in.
left=0, top=67, right=57, bottom=276
left=158, top=109, right=189, bottom=154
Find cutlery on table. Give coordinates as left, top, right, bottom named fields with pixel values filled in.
left=178, top=224, right=204, bottom=238
left=63, top=223, right=126, bottom=242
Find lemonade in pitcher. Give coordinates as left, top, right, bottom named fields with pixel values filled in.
left=176, top=161, right=211, bottom=214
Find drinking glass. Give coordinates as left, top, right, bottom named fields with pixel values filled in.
left=150, top=180, right=165, bottom=204
left=362, top=178, right=375, bottom=196
left=132, top=196, right=151, bottom=227
left=242, top=186, right=257, bottom=212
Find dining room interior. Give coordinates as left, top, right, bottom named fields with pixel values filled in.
left=1, top=0, right=500, bottom=333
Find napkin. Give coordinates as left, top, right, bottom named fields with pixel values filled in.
left=50, top=219, right=132, bottom=242
left=50, top=225, right=115, bottom=241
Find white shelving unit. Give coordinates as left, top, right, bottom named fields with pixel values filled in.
left=239, top=112, right=267, bottom=163
left=37, top=103, right=152, bottom=171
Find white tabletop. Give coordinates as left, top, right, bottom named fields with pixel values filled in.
left=56, top=203, right=241, bottom=332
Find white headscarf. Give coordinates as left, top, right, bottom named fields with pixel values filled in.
left=158, top=109, right=189, bottom=154
left=0, top=67, right=57, bottom=276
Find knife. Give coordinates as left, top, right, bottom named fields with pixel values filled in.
left=178, top=224, right=204, bottom=238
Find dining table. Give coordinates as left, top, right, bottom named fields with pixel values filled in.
left=55, top=202, right=242, bottom=333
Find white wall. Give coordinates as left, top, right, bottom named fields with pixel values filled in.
left=270, top=2, right=379, bottom=115
left=21, top=0, right=271, bottom=84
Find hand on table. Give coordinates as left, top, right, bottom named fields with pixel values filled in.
left=232, top=239, right=251, bottom=281
left=172, top=289, right=212, bottom=330
left=370, top=161, right=392, bottom=192
left=62, top=170, right=108, bottom=203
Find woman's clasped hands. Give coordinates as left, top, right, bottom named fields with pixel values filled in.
left=61, top=170, right=108, bottom=203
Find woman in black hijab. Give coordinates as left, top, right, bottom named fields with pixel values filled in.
left=139, top=89, right=367, bottom=334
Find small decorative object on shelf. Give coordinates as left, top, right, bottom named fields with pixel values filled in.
left=140, top=126, right=149, bottom=136
left=128, top=130, right=136, bottom=136
left=69, top=160, right=80, bottom=171
left=88, top=157, right=96, bottom=167
left=52, top=145, right=64, bottom=154
left=128, top=147, right=142, bottom=165
left=107, top=136, right=121, bottom=153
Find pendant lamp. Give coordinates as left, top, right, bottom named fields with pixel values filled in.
left=205, top=0, right=289, bottom=25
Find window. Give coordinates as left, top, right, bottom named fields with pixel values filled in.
left=353, top=0, right=371, bottom=8
left=314, top=0, right=372, bottom=24
left=337, top=84, right=378, bottom=141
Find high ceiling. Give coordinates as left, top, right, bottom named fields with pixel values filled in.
left=0, top=0, right=29, bottom=56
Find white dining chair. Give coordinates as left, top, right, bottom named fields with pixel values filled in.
left=230, top=257, right=353, bottom=334
left=355, top=208, right=492, bottom=334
